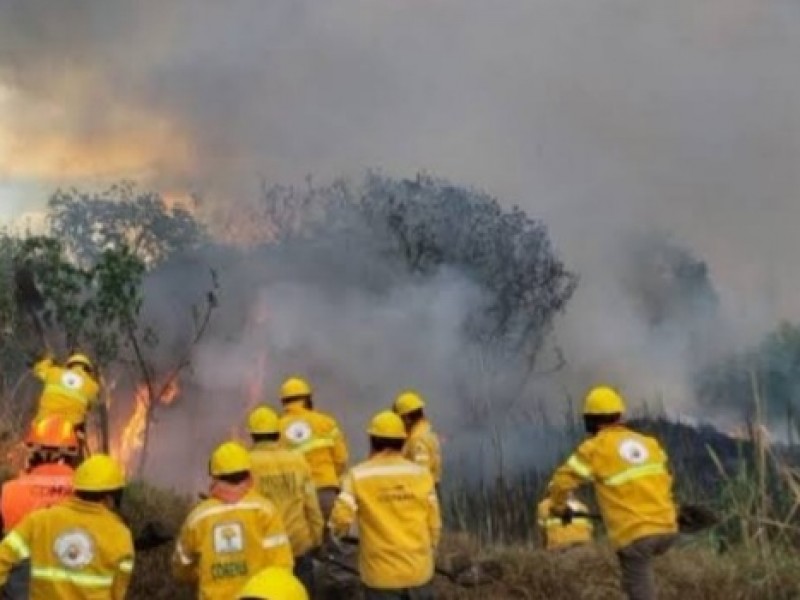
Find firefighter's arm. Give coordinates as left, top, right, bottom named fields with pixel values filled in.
left=302, top=470, right=324, bottom=548
left=32, top=356, right=55, bottom=381
left=111, top=539, right=135, bottom=600
left=330, top=421, right=348, bottom=477
left=536, top=500, right=549, bottom=529
left=0, top=519, right=32, bottom=585
left=426, top=478, right=442, bottom=549
left=259, top=503, right=294, bottom=569
left=535, top=500, right=550, bottom=546
left=85, top=379, right=100, bottom=408
left=171, top=520, right=198, bottom=583
left=548, top=442, right=594, bottom=512
left=328, top=472, right=356, bottom=539
left=425, top=472, right=442, bottom=548
left=408, top=438, right=431, bottom=468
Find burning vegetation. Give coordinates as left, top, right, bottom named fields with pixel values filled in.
left=114, top=380, right=181, bottom=471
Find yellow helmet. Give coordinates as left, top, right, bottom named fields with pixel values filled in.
left=248, top=406, right=280, bottom=435
left=210, top=441, right=252, bottom=477
left=583, top=386, right=626, bottom=416
left=66, top=353, right=94, bottom=372
left=74, top=454, right=126, bottom=492
left=280, top=377, right=312, bottom=402
left=367, top=410, right=407, bottom=439
left=237, top=567, right=309, bottom=600
left=393, top=391, right=425, bottom=416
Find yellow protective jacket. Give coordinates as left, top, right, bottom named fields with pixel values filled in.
left=0, top=497, right=134, bottom=600
left=402, top=419, right=442, bottom=483
left=279, top=402, right=348, bottom=489
left=249, top=441, right=324, bottom=557
left=173, top=488, right=294, bottom=600
left=33, top=358, right=99, bottom=426
left=548, top=424, right=677, bottom=549
left=537, top=497, right=593, bottom=550
left=329, top=452, right=441, bottom=590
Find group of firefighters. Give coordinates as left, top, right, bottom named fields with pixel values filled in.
left=0, top=353, right=679, bottom=600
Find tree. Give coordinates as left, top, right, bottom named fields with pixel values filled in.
left=257, top=172, right=577, bottom=425
left=5, top=187, right=218, bottom=474
left=48, top=182, right=207, bottom=268
left=622, top=233, right=719, bottom=333
left=695, top=321, right=800, bottom=443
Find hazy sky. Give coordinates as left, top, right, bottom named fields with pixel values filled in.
left=1, top=0, right=798, bottom=319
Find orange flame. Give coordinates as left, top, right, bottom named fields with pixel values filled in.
left=114, top=379, right=181, bottom=469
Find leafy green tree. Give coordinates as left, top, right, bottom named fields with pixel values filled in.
left=4, top=187, right=217, bottom=473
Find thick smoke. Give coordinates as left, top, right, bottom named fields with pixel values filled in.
left=139, top=245, right=495, bottom=488
left=2, top=1, right=799, bottom=481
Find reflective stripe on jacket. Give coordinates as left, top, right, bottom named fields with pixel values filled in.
left=279, top=402, right=348, bottom=489
left=548, top=424, right=677, bottom=549
left=249, top=442, right=324, bottom=557
left=536, top=498, right=593, bottom=550
left=0, top=497, right=134, bottom=600
left=1, top=463, right=74, bottom=532
left=33, top=359, right=99, bottom=425
left=402, top=419, right=442, bottom=483
left=329, top=452, right=441, bottom=590
left=173, top=489, right=293, bottom=599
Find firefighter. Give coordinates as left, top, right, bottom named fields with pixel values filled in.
left=329, top=411, right=441, bottom=600
left=173, top=441, right=293, bottom=599
left=393, top=391, right=441, bottom=484
left=546, top=386, right=678, bottom=600
left=278, top=377, right=348, bottom=519
left=32, top=352, right=100, bottom=454
left=0, top=454, right=134, bottom=600
left=248, top=406, right=324, bottom=595
left=536, top=494, right=594, bottom=551
left=238, top=567, right=309, bottom=600
left=0, top=416, right=81, bottom=600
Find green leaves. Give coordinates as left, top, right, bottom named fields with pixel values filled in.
left=14, top=235, right=146, bottom=366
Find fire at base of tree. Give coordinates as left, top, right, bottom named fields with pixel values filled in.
left=2, top=173, right=800, bottom=598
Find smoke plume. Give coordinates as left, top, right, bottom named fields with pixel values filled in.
left=2, top=0, right=799, bottom=482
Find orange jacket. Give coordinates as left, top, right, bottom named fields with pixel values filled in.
left=548, top=424, right=677, bottom=549
left=279, top=401, right=348, bottom=489
left=1, top=463, right=74, bottom=533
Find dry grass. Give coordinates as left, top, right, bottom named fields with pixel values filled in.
left=430, top=542, right=800, bottom=600
left=125, top=485, right=800, bottom=600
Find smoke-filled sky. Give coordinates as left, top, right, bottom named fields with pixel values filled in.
left=2, top=0, right=799, bottom=424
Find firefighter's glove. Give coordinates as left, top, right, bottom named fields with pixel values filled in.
left=558, top=505, right=574, bottom=525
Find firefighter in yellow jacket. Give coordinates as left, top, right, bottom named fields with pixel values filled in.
left=0, top=416, right=81, bottom=599
left=0, top=454, right=134, bottom=600
left=547, top=386, right=678, bottom=600
left=536, top=495, right=593, bottom=551
left=248, top=406, right=323, bottom=594
left=32, top=353, right=99, bottom=442
left=173, top=441, right=294, bottom=599
left=393, top=391, right=442, bottom=484
left=329, top=411, right=441, bottom=599
left=278, top=377, right=348, bottom=518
